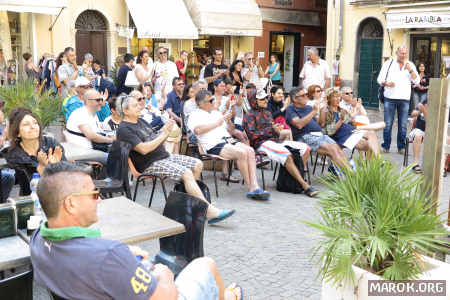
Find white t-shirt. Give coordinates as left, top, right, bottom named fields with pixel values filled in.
left=134, top=64, right=152, bottom=84
left=339, top=100, right=352, bottom=112
left=66, top=106, right=102, bottom=149
left=134, top=57, right=154, bottom=73
left=153, top=61, right=179, bottom=98
left=188, top=109, right=230, bottom=152
left=299, top=59, right=331, bottom=89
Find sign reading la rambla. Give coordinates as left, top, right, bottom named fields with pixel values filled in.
left=387, top=11, right=450, bottom=29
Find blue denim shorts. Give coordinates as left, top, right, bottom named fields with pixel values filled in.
left=175, top=261, right=218, bottom=300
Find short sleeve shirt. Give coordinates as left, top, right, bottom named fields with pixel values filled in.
left=188, top=109, right=230, bottom=152
left=164, top=90, right=183, bottom=117
left=299, top=59, right=331, bottom=89
left=57, top=63, right=81, bottom=97
left=66, top=106, right=102, bottom=149
left=30, top=228, right=158, bottom=300
left=117, top=119, right=170, bottom=173
left=285, top=105, right=322, bottom=140
left=204, top=63, right=228, bottom=91
left=175, top=60, right=185, bottom=81
left=153, top=61, right=179, bottom=97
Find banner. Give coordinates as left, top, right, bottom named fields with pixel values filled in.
left=387, top=11, right=450, bottom=29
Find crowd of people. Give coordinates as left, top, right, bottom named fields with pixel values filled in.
left=0, top=43, right=448, bottom=300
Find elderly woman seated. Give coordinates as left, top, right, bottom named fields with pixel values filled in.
left=4, top=107, right=65, bottom=195
left=319, top=88, right=380, bottom=158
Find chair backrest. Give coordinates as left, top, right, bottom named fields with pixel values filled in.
left=0, top=270, right=33, bottom=300
left=106, top=141, right=132, bottom=196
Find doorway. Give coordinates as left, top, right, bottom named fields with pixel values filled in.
left=411, top=34, right=450, bottom=78
left=75, top=10, right=108, bottom=72
left=269, top=32, right=301, bottom=91
left=356, top=18, right=383, bottom=109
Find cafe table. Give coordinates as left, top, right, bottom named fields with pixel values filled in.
left=0, top=236, right=30, bottom=270
left=19, top=196, right=185, bottom=245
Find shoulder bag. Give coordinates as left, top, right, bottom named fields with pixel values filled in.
left=377, top=59, right=393, bottom=104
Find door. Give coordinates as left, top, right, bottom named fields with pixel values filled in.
left=283, top=35, right=295, bottom=91
left=357, top=39, right=383, bottom=108
left=76, top=31, right=107, bottom=69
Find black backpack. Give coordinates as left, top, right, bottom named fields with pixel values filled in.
left=276, top=147, right=305, bottom=194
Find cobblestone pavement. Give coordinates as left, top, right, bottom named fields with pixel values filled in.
left=33, top=109, right=449, bottom=300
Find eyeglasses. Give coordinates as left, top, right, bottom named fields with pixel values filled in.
left=159, top=51, right=167, bottom=55
left=295, top=94, right=307, bottom=99
left=345, top=92, right=353, bottom=95
left=315, top=89, right=322, bottom=93
left=78, top=85, right=90, bottom=89
left=70, top=189, right=100, bottom=200
left=137, top=97, right=145, bottom=102
left=89, top=98, right=104, bottom=103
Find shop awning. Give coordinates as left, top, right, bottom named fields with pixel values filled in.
left=260, top=8, right=321, bottom=27
left=0, top=0, right=68, bottom=15
left=183, top=0, right=263, bottom=37
left=126, top=0, right=198, bottom=39
left=386, top=9, right=450, bottom=29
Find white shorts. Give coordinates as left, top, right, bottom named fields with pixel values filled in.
left=408, top=128, right=425, bottom=141
left=258, top=140, right=309, bottom=166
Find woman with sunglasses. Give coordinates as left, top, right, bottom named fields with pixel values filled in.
left=340, top=87, right=367, bottom=118
left=153, top=47, right=179, bottom=102
left=5, top=107, right=65, bottom=195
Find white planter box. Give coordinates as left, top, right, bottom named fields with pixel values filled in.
left=321, top=256, right=450, bottom=300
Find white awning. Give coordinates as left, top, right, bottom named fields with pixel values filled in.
left=184, top=0, right=263, bottom=37
left=126, top=0, right=198, bottom=39
left=386, top=9, right=450, bottom=29
left=0, top=0, right=68, bottom=15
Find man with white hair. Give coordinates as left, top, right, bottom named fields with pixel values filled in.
left=299, top=48, right=331, bottom=90
left=377, top=45, right=419, bottom=154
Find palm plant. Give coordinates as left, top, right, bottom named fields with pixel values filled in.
left=0, top=80, right=62, bottom=128
left=303, top=157, right=449, bottom=287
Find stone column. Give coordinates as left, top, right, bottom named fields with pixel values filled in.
left=0, top=11, right=13, bottom=61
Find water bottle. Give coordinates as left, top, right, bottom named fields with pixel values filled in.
left=30, top=173, right=41, bottom=216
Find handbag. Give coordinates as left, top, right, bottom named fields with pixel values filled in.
left=378, top=59, right=393, bottom=104
left=124, top=70, right=139, bottom=87
left=276, top=147, right=305, bottom=194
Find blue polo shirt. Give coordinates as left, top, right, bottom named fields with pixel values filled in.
left=285, top=104, right=322, bottom=140
left=30, top=227, right=158, bottom=300
left=164, top=90, right=183, bottom=117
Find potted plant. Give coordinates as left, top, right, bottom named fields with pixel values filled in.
left=0, top=80, right=62, bottom=129
left=303, top=157, right=450, bottom=300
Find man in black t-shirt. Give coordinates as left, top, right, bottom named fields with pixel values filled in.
left=204, top=48, right=229, bottom=92
left=116, top=95, right=235, bottom=224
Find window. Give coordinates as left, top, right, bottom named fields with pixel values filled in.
left=316, top=0, right=327, bottom=9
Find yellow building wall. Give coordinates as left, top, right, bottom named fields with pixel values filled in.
left=231, top=36, right=254, bottom=60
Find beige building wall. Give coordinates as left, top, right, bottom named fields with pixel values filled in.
left=231, top=36, right=254, bottom=60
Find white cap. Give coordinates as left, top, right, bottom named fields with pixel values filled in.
left=73, top=76, right=91, bottom=87
left=256, top=90, right=268, bottom=99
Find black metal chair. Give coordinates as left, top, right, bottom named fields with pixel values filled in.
left=94, top=141, right=132, bottom=199
left=272, top=155, right=312, bottom=185
left=50, top=291, right=69, bottom=300
left=0, top=270, right=33, bottom=300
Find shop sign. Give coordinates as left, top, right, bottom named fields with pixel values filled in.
left=387, top=11, right=450, bottom=29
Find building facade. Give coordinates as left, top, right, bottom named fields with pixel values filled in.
left=327, top=0, right=450, bottom=109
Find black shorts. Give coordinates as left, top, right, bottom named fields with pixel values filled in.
left=206, top=142, right=227, bottom=156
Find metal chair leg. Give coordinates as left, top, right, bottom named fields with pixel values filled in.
left=272, top=163, right=278, bottom=181
left=160, top=177, right=168, bottom=202
left=305, top=161, right=312, bottom=185
left=132, top=179, right=140, bottom=202
left=148, top=177, right=157, bottom=207
left=213, top=159, right=218, bottom=198
left=226, top=160, right=232, bottom=186
left=313, top=152, right=320, bottom=175
left=321, top=155, right=327, bottom=174
left=261, top=167, right=265, bottom=190
left=403, top=138, right=409, bottom=167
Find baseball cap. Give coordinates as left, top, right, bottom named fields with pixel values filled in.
left=256, top=90, right=268, bottom=99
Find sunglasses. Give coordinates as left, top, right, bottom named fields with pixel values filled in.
left=137, top=97, right=145, bottom=102
left=159, top=51, right=167, bottom=55
left=257, top=98, right=268, bottom=101
left=345, top=92, right=353, bottom=95
left=70, top=189, right=100, bottom=200
left=315, top=89, right=322, bottom=93
left=208, top=98, right=215, bottom=103
left=295, top=94, right=307, bottom=99
left=89, top=98, right=104, bottom=103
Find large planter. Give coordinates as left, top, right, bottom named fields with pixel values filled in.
left=321, top=256, right=450, bottom=300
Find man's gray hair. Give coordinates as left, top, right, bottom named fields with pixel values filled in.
left=195, top=90, right=212, bottom=106
left=341, top=86, right=352, bottom=94
left=37, top=162, right=92, bottom=219
left=289, top=87, right=306, bottom=100
left=115, top=94, right=135, bottom=118
left=83, top=88, right=98, bottom=103
left=192, top=80, right=206, bottom=90
left=307, top=47, right=319, bottom=56
left=244, top=52, right=253, bottom=58
left=84, top=53, right=93, bottom=61
left=397, top=45, right=408, bottom=52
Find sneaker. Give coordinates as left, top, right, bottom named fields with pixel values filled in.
left=398, top=149, right=405, bottom=155
left=382, top=148, right=390, bottom=153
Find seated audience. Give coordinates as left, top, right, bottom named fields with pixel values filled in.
left=137, top=82, right=163, bottom=111
left=0, top=100, right=14, bottom=201
left=164, top=77, right=185, bottom=127
left=319, top=89, right=380, bottom=157
left=31, top=161, right=243, bottom=300
left=409, top=101, right=427, bottom=173
left=183, top=81, right=206, bottom=126
left=102, top=97, right=121, bottom=131
left=117, top=95, right=235, bottom=224
left=189, top=90, right=270, bottom=200
left=92, top=59, right=106, bottom=79
left=286, top=87, right=350, bottom=170
left=244, top=90, right=318, bottom=197
left=267, top=86, right=293, bottom=141
left=5, top=107, right=64, bottom=195
left=65, top=89, right=113, bottom=164
left=339, top=86, right=367, bottom=117
left=61, top=76, right=90, bottom=122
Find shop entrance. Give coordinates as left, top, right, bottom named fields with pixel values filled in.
left=75, top=10, right=108, bottom=72
left=356, top=18, right=383, bottom=109
left=411, top=34, right=450, bottom=78
left=269, top=32, right=301, bottom=91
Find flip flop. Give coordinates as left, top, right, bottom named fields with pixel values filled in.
left=220, top=174, right=240, bottom=183
left=304, top=187, right=319, bottom=198
left=226, top=283, right=243, bottom=300
left=208, top=209, right=236, bottom=224
left=412, top=165, right=423, bottom=174
left=247, top=189, right=270, bottom=201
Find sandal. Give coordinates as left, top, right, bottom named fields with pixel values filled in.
left=225, top=283, right=243, bottom=300
left=220, top=174, right=240, bottom=183
left=412, top=165, right=423, bottom=174
left=304, top=187, right=319, bottom=198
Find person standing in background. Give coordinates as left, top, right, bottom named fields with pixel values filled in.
left=299, top=48, right=331, bottom=90
left=265, top=54, right=281, bottom=86
left=176, top=50, right=188, bottom=82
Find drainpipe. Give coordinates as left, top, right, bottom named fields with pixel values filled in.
left=334, top=0, right=344, bottom=86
